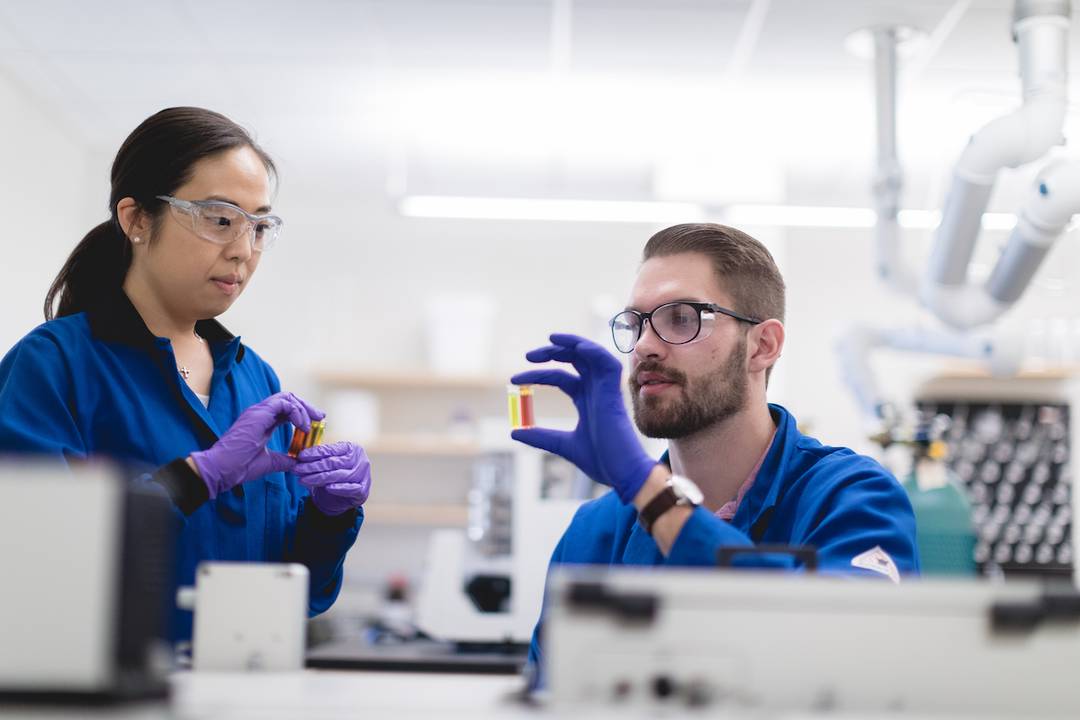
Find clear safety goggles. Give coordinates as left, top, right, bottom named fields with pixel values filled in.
left=157, top=195, right=283, bottom=251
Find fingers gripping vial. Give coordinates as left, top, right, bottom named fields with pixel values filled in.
left=507, top=384, right=536, bottom=429
left=288, top=419, right=327, bottom=458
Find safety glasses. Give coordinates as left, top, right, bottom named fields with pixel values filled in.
left=157, top=195, right=283, bottom=251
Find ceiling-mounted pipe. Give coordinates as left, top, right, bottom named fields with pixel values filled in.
left=836, top=324, right=1022, bottom=424
left=872, top=26, right=917, bottom=294
left=921, top=0, right=1071, bottom=329
left=990, top=158, right=1080, bottom=303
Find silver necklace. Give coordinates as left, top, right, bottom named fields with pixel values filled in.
left=178, top=329, right=205, bottom=380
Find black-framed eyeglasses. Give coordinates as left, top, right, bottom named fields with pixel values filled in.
left=609, top=301, right=761, bottom=354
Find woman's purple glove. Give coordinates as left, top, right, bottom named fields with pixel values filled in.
left=294, top=441, right=372, bottom=516
left=190, top=392, right=323, bottom=499
left=510, top=333, right=658, bottom=505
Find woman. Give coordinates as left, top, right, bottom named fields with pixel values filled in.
left=0, top=107, right=370, bottom=640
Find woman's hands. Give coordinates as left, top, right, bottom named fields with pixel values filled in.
left=294, top=441, right=372, bottom=516
left=189, top=391, right=321, bottom=499
left=187, top=391, right=372, bottom=516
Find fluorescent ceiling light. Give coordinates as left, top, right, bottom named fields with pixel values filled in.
left=399, top=196, right=705, bottom=224
left=978, top=213, right=1018, bottom=231
left=897, top=209, right=1016, bottom=230
left=722, top=204, right=876, bottom=228
left=728, top=206, right=1017, bottom=230
left=400, top=195, right=1018, bottom=230
left=897, top=209, right=939, bottom=229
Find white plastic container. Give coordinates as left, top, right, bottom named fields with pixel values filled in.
left=424, top=293, right=496, bottom=376
left=325, top=389, right=380, bottom=444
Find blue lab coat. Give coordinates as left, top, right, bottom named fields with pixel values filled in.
left=0, top=290, right=362, bottom=641
left=529, top=403, right=919, bottom=666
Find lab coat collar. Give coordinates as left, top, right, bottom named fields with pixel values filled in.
left=735, top=404, right=791, bottom=538
left=87, top=289, right=246, bottom=364
left=658, top=403, right=791, bottom=539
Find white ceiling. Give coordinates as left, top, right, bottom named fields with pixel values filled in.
left=0, top=0, right=1076, bottom=206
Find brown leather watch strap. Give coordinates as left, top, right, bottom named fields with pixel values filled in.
left=638, top=485, right=678, bottom=535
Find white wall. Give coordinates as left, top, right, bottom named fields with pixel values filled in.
left=0, top=71, right=99, bottom=350
left=222, top=190, right=649, bottom=393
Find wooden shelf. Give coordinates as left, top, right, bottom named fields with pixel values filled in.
left=362, top=433, right=486, bottom=456
left=929, top=355, right=1080, bottom=379
left=917, top=371, right=1080, bottom=403
left=316, top=369, right=573, bottom=457
left=363, top=502, right=469, bottom=527
left=316, top=366, right=572, bottom=392
left=317, top=370, right=506, bottom=390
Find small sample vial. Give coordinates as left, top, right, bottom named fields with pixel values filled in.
left=507, top=385, right=536, bottom=429
left=507, top=385, right=522, bottom=429
left=309, top=420, right=326, bottom=447
left=519, top=385, right=535, bottom=428
left=288, top=428, right=308, bottom=458
left=289, top=419, right=327, bottom=457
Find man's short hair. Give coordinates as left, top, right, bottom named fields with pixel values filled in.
left=642, top=223, right=786, bottom=325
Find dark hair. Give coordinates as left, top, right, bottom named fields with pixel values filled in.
left=44, top=107, right=276, bottom=320
left=643, top=223, right=786, bottom=379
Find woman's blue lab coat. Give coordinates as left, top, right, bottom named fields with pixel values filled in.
left=529, top=403, right=919, bottom=665
left=0, top=290, right=362, bottom=641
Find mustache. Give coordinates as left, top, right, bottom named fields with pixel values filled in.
left=630, top=360, right=688, bottom=389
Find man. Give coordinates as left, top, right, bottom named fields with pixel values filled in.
left=512, top=223, right=918, bottom=667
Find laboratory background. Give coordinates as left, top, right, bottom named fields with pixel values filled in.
left=3, top=0, right=1080, bottom=717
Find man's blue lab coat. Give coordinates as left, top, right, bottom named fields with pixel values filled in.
left=529, top=403, right=919, bottom=665
left=0, top=291, right=362, bottom=641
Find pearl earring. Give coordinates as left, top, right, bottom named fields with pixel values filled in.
left=132, top=236, right=141, bottom=244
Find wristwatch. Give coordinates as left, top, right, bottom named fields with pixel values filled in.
left=637, top=474, right=704, bottom=535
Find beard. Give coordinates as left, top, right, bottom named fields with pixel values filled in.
left=630, top=335, right=748, bottom=439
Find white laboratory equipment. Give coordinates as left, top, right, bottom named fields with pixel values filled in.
left=177, top=561, right=309, bottom=672
left=415, top=442, right=585, bottom=644
left=0, top=461, right=174, bottom=701
left=546, top=567, right=1080, bottom=715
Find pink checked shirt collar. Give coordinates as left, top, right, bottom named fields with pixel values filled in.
left=715, top=428, right=777, bottom=521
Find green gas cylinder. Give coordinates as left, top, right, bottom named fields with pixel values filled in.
left=901, top=442, right=977, bottom=575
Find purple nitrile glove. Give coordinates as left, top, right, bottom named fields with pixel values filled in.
left=294, top=441, right=372, bottom=516
left=510, top=333, right=658, bottom=505
left=190, top=391, right=324, bottom=499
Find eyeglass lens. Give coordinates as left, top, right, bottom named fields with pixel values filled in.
left=187, top=203, right=282, bottom=249
left=612, top=302, right=703, bottom=352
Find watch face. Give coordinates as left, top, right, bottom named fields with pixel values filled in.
left=670, top=475, right=704, bottom=505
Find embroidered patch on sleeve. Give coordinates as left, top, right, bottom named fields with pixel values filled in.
left=851, top=545, right=901, bottom=584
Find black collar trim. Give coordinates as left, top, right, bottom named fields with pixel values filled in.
left=86, top=290, right=245, bottom=363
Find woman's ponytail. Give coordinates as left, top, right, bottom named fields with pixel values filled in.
left=44, top=220, right=132, bottom=320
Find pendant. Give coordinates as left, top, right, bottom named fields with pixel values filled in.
left=179, top=365, right=191, bottom=379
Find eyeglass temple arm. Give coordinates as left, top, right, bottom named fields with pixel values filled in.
left=707, top=304, right=762, bottom=325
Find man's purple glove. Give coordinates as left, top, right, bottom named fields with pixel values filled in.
left=190, top=392, right=322, bottom=499
left=511, top=333, right=658, bottom=504
left=294, top=441, right=372, bottom=516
